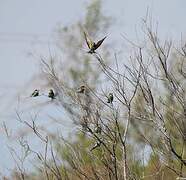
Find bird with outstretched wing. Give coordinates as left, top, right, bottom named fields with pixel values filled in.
left=84, top=31, right=106, bottom=53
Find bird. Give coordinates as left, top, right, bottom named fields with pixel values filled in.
left=84, top=31, right=106, bottom=54
left=48, top=89, right=55, bottom=100
left=77, top=85, right=86, bottom=94
left=107, top=93, right=113, bottom=104
left=94, top=125, right=102, bottom=134
left=31, top=89, right=39, bottom=97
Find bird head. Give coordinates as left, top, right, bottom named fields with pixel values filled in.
left=49, top=89, right=53, bottom=93
left=80, top=85, right=85, bottom=90
left=77, top=85, right=86, bottom=93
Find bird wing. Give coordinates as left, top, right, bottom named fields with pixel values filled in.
left=84, top=32, right=94, bottom=49
left=95, top=36, right=107, bottom=50
left=31, top=91, right=36, bottom=96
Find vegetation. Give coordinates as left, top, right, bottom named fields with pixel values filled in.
left=3, top=0, right=186, bottom=179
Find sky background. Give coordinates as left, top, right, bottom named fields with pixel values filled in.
left=0, top=0, right=186, bottom=176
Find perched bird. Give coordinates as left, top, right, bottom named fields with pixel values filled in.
left=31, top=89, right=39, bottom=97
left=107, top=93, right=113, bottom=104
left=77, top=85, right=86, bottom=94
left=48, top=89, right=55, bottom=99
left=94, top=125, right=102, bottom=134
left=84, top=32, right=106, bottom=54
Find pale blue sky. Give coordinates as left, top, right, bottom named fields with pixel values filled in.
left=0, top=0, right=186, bottom=175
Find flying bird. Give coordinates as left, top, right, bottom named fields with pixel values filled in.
left=31, top=89, right=39, bottom=97
left=84, top=31, right=106, bottom=54
left=48, top=89, right=55, bottom=100
left=107, top=93, right=113, bottom=104
left=77, top=85, right=86, bottom=94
